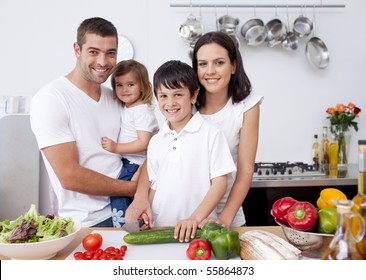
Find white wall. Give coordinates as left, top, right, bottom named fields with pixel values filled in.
left=1, top=0, right=365, bottom=165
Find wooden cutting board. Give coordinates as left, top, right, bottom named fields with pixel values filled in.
left=66, top=230, right=240, bottom=260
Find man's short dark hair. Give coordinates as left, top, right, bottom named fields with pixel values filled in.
left=77, top=17, right=118, bottom=49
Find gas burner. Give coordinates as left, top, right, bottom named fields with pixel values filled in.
left=253, top=162, right=324, bottom=179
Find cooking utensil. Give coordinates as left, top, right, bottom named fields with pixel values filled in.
left=241, top=18, right=266, bottom=46
left=305, top=7, right=330, bottom=69
left=293, top=6, right=313, bottom=38
left=281, top=7, right=298, bottom=51
left=178, top=13, right=203, bottom=45
left=122, top=219, right=144, bottom=233
left=217, top=14, right=239, bottom=35
left=265, top=7, right=286, bottom=47
left=274, top=218, right=333, bottom=251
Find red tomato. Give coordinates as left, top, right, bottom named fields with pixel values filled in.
left=82, top=233, right=103, bottom=251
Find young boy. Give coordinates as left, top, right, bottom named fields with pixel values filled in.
left=147, top=60, right=236, bottom=242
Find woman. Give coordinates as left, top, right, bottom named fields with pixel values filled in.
left=126, top=31, right=263, bottom=229
left=192, top=31, right=263, bottom=227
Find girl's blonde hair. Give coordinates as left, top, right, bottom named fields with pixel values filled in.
left=111, top=59, right=153, bottom=105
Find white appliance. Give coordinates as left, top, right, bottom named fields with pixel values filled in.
left=0, top=114, right=40, bottom=220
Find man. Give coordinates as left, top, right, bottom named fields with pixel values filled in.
left=30, top=17, right=136, bottom=227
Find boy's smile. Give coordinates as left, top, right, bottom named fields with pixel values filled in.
left=156, top=85, right=198, bottom=133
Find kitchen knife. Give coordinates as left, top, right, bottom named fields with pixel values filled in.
left=122, top=219, right=144, bottom=232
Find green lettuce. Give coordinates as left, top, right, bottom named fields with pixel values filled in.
left=0, top=204, right=74, bottom=243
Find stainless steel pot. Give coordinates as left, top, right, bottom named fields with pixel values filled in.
left=281, top=9, right=298, bottom=51
left=305, top=37, right=329, bottom=69
left=293, top=15, right=313, bottom=38
left=282, top=31, right=298, bottom=51
left=217, top=15, right=240, bottom=35
left=178, top=14, right=203, bottom=45
left=241, top=18, right=266, bottom=46
left=265, top=18, right=286, bottom=47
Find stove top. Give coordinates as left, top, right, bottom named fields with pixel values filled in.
left=253, top=162, right=325, bottom=179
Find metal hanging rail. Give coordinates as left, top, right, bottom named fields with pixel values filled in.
left=170, top=3, right=345, bottom=8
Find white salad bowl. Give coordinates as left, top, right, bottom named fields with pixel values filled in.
left=0, top=221, right=81, bottom=260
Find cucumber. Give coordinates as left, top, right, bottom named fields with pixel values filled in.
left=123, top=228, right=202, bottom=244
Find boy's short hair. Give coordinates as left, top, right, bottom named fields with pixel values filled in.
left=153, top=60, right=199, bottom=97
left=77, top=17, right=118, bottom=49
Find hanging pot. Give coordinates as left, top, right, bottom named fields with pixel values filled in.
left=241, top=18, right=266, bottom=46
left=217, top=15, right=240, bottom=35
left=265, top=7, right=286, bottom=47
left=265, top=18, right=286, bottom=47
left=293, top=15, right=313, bottom=38
left=305, top=37, right=329, bottom=69
left=281, top=8, right=298, bottom=51
left=305, top=7, right=330, bottom=69
left=178, top=14, right=203, bottom=45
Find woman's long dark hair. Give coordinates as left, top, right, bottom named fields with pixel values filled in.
left=192, top=32, right=252, bottom=109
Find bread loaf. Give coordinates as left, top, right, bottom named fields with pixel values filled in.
left=240, top=230, right=301, bottom=260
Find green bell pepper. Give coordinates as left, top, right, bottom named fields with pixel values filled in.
left=200, top=221, right=224, bottom=241
left=317, top=207, right=337, bottom=234
left=208, top=228, right=240, bottom=260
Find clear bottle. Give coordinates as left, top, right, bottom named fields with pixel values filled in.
left=312, top=134, right=320, bottom=171
left=320, top=126, right=330, bottom=175
left=322, top=200, right=365, bottom=260
left=329, top=133, right=339, bottom=178
left=351, top=139, right=366, bottom=259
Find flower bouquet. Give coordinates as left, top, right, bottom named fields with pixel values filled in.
left=326, top=102, right=361, bottom=170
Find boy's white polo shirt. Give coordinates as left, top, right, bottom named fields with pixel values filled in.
left=147, top=112, right=236, bottom=227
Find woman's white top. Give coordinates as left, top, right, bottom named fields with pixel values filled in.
left=198, top=93, right=264, bottom=226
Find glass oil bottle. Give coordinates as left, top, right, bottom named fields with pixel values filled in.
left=352, top=139, right=366, bottom=259
left=312, top=134, right=320, bottom=171
left=329, top=133, right=338, bottom=178
left=320, top=126, right=330, bottom=176
left=322, top=199, right=365, bottom=260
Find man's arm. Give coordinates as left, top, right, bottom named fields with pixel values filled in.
left=43, top=141, right=136, bottom=196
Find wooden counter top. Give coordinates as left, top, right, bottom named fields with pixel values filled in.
left=0, top=226, right=286, bottom=260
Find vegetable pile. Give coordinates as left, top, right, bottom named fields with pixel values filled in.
left=0, top=204, right=74, bottom=243
left=74, top=233, right=128, bottom=260
left=123, top=221, right=240, bottom=260
left=271, top=188, right=347, bottom=234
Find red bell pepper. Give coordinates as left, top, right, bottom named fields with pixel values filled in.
left=186, top=239, right=211, bottom=260
left=286, top=201, right=318, bottom=232
left=271, top=197, right=298, bottom=223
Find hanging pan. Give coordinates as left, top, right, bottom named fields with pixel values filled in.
left=305, top=7, right=329, bottom=69
left=293, top=6, right=313, bottom=38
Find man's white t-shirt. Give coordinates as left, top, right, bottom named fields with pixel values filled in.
left=147, top=112, right=236, bottom=227
left=30, top=76, right=122, bottom=227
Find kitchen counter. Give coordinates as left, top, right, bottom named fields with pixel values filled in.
left=0, top=226, right=285, bottom=260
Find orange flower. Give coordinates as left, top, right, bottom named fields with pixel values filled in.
left=348, top=102, right=355, bottom=109
left=326, top=107, right=335, bottom=114
left=337, top=104, right=346, bottom=112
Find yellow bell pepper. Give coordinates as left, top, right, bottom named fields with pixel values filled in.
left=316, top=188, right=347, bottom=209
